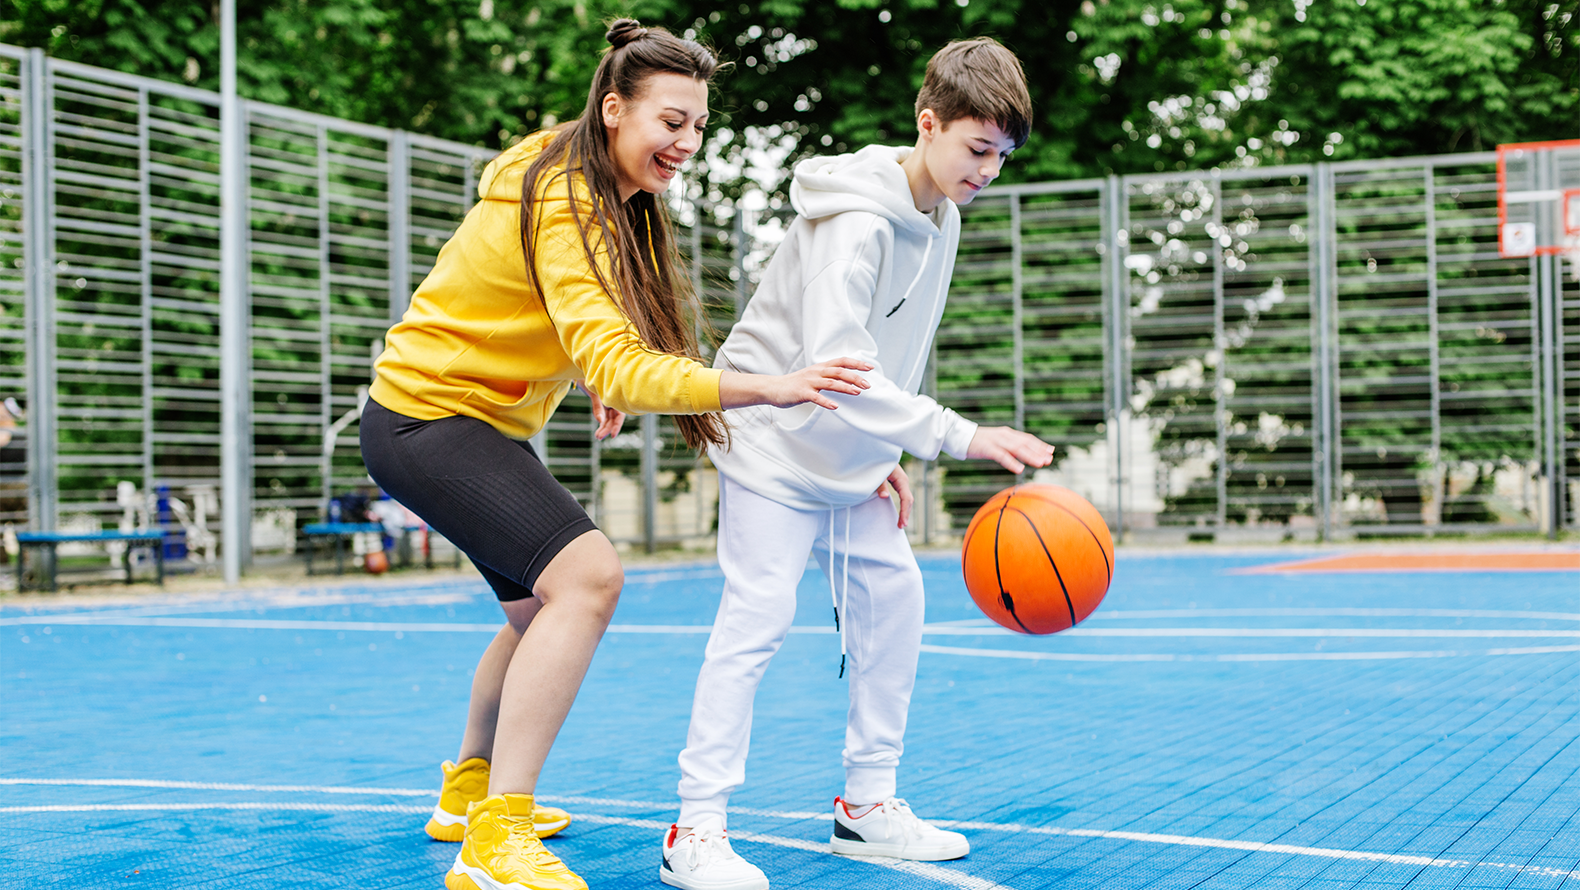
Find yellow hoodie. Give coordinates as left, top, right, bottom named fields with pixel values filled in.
left=369, top=130, right=723, bottom=439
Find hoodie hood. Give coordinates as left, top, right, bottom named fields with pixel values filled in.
left=791, top=144, right=944, bottom=238
left=476, top=129, right=558, bottom=202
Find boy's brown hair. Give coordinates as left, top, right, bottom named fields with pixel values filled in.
left=915, top=37, right=1032, bottom=148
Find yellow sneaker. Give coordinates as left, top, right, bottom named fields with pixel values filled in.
left=446, top=794, right=587, bottom=890
left=426, top=759, right=573, bottom=842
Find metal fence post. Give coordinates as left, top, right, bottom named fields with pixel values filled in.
left=733, top=209, right=748, bottom=319
left=1423, top=165, right=1444, bottom=529
left=1539, top=253, right=1561, bottom=537
left=21, top=47, right=56, bottom=532
left=641, top=412, right=657, bottom=552
left=220, top=0, right=251, bottom=580
left=387, top=130, right=411, bottom=325
left=318, top=125, right=334, bottom=516
left=1211, top=172, right=1227, bottom=529
left=1103, top=175, right=1128, bottom=541
left=1311, top=162, right=1337, bottom=540
left=138, top=86, right=155, bottom=502
left=1010, top=194, right=1025, bottom=472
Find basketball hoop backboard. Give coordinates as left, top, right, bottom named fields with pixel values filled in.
left=1497, top=139, right=1580, bottom=258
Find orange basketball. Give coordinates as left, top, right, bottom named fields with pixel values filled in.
left=961, top=484, right=1114, bottom=634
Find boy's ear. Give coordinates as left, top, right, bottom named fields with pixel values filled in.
left=601, top=92, right=623, bottom=128
left=916, top=107, right=940, bottom=141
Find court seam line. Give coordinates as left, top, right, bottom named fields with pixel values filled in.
left=919, top=643, right=1580, bottom=662
left=9, top=605, right=1578, bottom=628
left=0, top=799, right=1574, bottom=882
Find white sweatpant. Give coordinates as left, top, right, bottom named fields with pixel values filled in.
left=676, top=475, right=925, bottom=829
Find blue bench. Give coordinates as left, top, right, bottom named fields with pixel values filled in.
left=15, top=530, right=166, bottom=592
left=301, top=522, right=386, bottom=576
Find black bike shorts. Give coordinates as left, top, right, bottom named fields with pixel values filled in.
left=359, top=398, right=600, bottom=602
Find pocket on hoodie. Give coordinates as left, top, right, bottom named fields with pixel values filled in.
left=776, top=408, right=897, bottom=485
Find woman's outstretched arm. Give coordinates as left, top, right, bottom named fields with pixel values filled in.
left=718, top=357, right=874, bottom=410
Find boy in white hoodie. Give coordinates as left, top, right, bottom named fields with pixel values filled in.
left=660, top=38, right=1056, bottom=890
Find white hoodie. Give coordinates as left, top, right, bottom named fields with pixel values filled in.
left=709, top=144, right=979, bottom=510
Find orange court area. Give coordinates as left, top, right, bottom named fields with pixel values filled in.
left=1239, top=551, right=1580, bottom=574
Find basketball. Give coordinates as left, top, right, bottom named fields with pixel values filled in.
left=961, top=484, right=1114, bottom=634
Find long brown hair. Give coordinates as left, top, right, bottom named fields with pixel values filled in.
left=521, top=19, right=726, bottom=450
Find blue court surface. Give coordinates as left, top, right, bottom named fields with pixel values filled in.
left=3, top=551, right=1578, bottom=889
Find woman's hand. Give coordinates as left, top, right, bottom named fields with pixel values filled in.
left=578, top=383, right=626, bottom=440
left=876, top=464, right=915, bottom=529
left=719, top=358, right=874, bottom=410
left=966, top=426, right=1056, bottom=474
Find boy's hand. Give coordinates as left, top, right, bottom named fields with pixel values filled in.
left=876, top=465, right=914, bottom=529
left=578, top=384, right=626, bottom=440
left=967, top=426, right=1056, bottom=475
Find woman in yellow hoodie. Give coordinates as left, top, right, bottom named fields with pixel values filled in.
left=361, top=20, right=871, bottom=890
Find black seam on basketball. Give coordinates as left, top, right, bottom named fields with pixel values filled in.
left=1005, top=505, right=1076, bottom=629
left=991, top=498, right=1031, bottom=633
left=1011, top=492, right=1113, bottom=583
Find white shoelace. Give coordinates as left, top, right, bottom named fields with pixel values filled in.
left=676, top=824, right=734, bottom=871
left=858, top=798, right=930, bottom=842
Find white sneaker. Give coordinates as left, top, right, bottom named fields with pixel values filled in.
left=659, top=817, right=769, bottom=890
left=829, top=796, right=970, bottom=860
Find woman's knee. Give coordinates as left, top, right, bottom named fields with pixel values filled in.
left=535, top=531, right=624, bottom=620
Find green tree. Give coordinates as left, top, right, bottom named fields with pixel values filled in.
left=7, top=0, right=1573, bottom=194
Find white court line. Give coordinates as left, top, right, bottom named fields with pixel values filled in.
left=8, top=616, right=1580, bottom=640
left=927, top=628, right=1580, bottom=639
left=921, top=643, right=1580, bottom=662
left=1089, top=608, right=1580, bottom=622
left=0, top=590, right=480, bottom=626
left=0, top=617, right=832, bottom=634
left=0, top=777, right=437, bottom=795
left=11, top=605, right=1577, bottom=630
left=0, top=801, right=432, bottom=815
left=1, top=791, right=1574, bottom=883
left=1, top=585, right=481, bottom=613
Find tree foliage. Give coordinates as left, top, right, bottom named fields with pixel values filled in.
left=5, top=0, right=1575, bottom=196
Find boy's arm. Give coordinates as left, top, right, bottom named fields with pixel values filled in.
left=797, top=219, right=977, bottom=461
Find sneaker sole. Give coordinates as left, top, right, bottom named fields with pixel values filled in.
left=445, top=868, right=485, bottom=890
left=450, top=858, right=587, bottom=890
left=428, top=817, right=467, bottom=843
left=659, top=864, right=770, bottom=890
left=829, top=836, right=970, bottom=861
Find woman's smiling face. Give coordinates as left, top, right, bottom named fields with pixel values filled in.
left=602, top=72, right=709, bottom=201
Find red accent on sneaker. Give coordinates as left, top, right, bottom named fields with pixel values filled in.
left=837, top=797, right=879, bottom=819
left=666, top=825, right=679, bottom=848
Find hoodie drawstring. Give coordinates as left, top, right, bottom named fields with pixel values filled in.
left=828, top=505, right=852, bottom=678
left=883, top=237, right=934, bottom=323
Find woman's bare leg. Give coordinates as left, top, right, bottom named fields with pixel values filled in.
left=455, top=597, right=540, bottom=763
left=487, top=529, right=623, bottom=795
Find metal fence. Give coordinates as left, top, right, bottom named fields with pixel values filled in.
left=942, top=161, right=1576, bottom=542
left=3, top=47, right=1574, bottom=572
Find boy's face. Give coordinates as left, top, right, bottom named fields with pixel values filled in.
left=919, top=112, right=1017, bottom=206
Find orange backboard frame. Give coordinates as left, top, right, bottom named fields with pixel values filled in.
left=1497, top=138, right=1580, bottom=258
